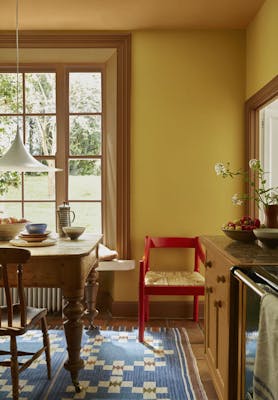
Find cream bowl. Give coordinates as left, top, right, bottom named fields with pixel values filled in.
left=0, top=222, right=27, bottom=241
left=253, top=228, right=278, bottom=248
left=62, top=226, right=85, bottom=240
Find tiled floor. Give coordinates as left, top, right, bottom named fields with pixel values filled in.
left=47, top=313, right=218, bottom=400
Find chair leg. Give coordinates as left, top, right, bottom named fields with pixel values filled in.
left=144, top=295, right=149, bottom=322
left=193, top=296, right=199, bottom=322
left=138, top=282, right=145, bottom=342
left=10, top=336, right=19, bottom=400
left=41, top=316, right=51, bottom=379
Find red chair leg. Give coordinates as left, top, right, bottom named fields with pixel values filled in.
left=193, top=295, right=199, bottom=322
left=145, top=295, right=149, bottom=321
left=138, top=283, right=145, bottom=343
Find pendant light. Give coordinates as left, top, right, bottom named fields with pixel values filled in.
left=0, top=0, right=61, bottom=173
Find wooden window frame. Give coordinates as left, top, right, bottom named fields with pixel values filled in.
left=245, top=74, right=278, bottom=218
left=0, top=31, right=131, bottom=258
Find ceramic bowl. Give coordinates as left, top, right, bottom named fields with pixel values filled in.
left=253, top=228, right=278, bottom=248
left=25, top=223, right=47, bottom=234
left=0, top=222, right=27, bottom=240
left=62, top=226, right=85, bottom=240
left=222, top=228, right=256, bottom=242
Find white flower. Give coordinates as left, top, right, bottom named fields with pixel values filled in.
left=214, top=163, right=226, bottom=176
left=232, top=193, right=244, bottom=206
left=249, top=159, right=259, bottom=169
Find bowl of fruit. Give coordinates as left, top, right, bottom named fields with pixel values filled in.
left=222, top=216, right=260, bottom=242
left=0, top=217, right=29, bottom=241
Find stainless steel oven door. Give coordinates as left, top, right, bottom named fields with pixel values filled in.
left=232, top=268, right=270, bottom=400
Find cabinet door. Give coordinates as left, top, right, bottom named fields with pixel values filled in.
left=205, top=248, right=231, bottom=400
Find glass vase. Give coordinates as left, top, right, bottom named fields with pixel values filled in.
left=263, top=205, right=278, bottom=228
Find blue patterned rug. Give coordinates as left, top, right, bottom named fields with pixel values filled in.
left=0, top=327, right=207, bottom=400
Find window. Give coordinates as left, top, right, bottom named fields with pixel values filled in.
left=0, top=68, right=103, bottom=234
left=246, top=74, right=278, bottom=218
left=0, top=32, right=131, bottom=257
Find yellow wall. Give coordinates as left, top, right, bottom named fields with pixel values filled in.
left=246, top=0, right=278, bottom=98
left=114, top=30, right=246, bottom=301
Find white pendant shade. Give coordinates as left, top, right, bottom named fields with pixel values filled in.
left=0, top=129, right=61, bottom=172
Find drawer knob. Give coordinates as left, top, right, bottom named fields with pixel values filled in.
left=217, top=275, right=226, bottom=283
left=205, top=260, right=212, bottom=268
left=206, top=286, right=213, bottom=293
left=214, top=300, right=223, bottom=308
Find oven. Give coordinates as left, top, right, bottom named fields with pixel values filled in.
left=231, top=265, right=278, bottom=400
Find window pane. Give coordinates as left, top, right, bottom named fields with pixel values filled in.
left=25, top=116, right=56, bottom=155
left=0, top=73, right=22, bottom=113
left=0, top=116, right=23, bottom=154
left=24, top=202, right=56, bottom=232
left=0, top=203, right=22, bottom=219
left=69, top=72, right=101, bottom=113
left=69, top=202, right=101, bottom=233
left=25, top=73, right=56, bottom=113
left=68, top=159, right=101, bottom=200
left=69, top=115, right=101, bottom=156
left=0, top=172, right=22, bottom=200
left=24, top=171, right=55, bottom=200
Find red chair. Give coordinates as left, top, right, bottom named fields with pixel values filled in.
left=138, top=236, right=205, bottom=342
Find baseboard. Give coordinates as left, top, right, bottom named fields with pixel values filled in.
left=108, top=300, right=204, bottom=319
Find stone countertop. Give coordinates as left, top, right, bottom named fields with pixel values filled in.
left=201, top=235, right=278, bottom=266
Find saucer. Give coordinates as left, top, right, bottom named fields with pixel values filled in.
left=19, top=230, right=51, bottom=242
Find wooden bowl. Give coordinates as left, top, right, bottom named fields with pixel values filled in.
left=222, top=229, right=256, bottom=242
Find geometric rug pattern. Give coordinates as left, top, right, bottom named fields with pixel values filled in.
left=0, top=327, right=208, bottom=400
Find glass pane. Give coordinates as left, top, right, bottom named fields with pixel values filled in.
left=25, top=116, right=56, bottom=156
left=69, top=202, right=101, bottom=233
left=0, top=203, right=21, bottom=219
left=25, top=73, right=56, bottom=113
left=0, top=172, right=22, bottom=200
left=68, top=159, right=101, bottom=200
left=0, top=73, right=22, bottom=113
left=69, top=72, right=101, bottom=113
left=69, top=115, right=101, bottom=156
left=24, top=202, right=56, bottom=232
left=24, top=170, right=55, bottom=200
left=0, top=116, right=23, bottom=155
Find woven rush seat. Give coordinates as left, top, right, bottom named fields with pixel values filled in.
left=145, top=270, right=205, bottom=286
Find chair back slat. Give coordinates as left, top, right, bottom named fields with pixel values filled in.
left=2, top=265, right=13, bottom=326
left=0, top=248, right=31, bottom=329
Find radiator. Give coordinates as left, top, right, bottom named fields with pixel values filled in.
left=0, top=288, right=63, bottom=312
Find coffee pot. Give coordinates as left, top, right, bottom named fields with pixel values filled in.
left=57, top=202, right=75, bottom=237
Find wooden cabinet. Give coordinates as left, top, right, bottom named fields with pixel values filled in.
left=201, top=235, right=278, bottom=400
left=204, top=243, right=233, bottom=400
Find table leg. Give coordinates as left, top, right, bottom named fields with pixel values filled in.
left=63, top=296, right=84, bottom=392
left=84, top=267, right=99, bottom=330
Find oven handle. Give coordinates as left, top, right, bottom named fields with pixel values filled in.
left=233, top=268, right=266, bottom=298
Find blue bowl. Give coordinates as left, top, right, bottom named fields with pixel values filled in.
left=25, top=223, right=47, bottom=235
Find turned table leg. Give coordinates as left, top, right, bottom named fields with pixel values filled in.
left=63, top=296, right=84, bottom=392
left=84, top=267, right=99, bottom=330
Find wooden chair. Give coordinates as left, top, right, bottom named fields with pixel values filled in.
left=0, top=248, right=51, bottom=400
left=138, top=236, right=205, bottom=342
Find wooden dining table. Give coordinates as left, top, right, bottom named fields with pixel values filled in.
left=0, top=233, right=102, bottom=392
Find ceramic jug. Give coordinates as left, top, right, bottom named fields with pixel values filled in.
left=57, top=202, right=75, bottom=237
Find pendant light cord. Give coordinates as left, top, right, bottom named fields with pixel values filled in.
left=16, top=0, right=19, bottom=119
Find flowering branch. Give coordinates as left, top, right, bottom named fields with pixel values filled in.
left=215, top=159, right=278, bottom=208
